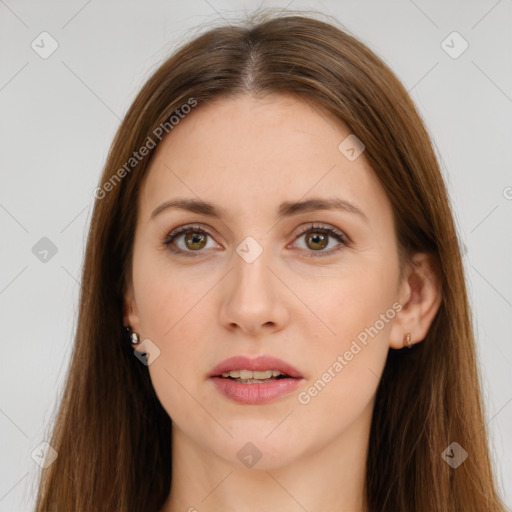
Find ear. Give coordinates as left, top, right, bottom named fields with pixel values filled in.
left=123, top=278, right=141, bottom=335
left=389, top=252, right=442, bottom=349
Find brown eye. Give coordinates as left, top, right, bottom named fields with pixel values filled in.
left=305, top=232, right=329, bottom=251
left=292, top=224, right=348, bottom=257
left=163, top=225, right=217, bottom=257
left=183, top=232, right=207, bottom=250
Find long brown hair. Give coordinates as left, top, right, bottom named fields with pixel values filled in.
left=34, top=11, right=507, bottom=511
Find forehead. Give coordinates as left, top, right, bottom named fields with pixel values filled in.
left=139, top=94, right=391, bottom=227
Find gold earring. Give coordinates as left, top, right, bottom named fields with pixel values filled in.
left=403, top=332, right=412, bottom=349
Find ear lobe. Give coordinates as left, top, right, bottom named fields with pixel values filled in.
left=389, top=253, right=442, bottom=350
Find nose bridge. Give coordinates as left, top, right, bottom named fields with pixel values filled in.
left=232, top=236, right=274, bottom=302
left=220, top=234, right=287, bottom=333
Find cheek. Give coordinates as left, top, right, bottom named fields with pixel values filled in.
left=295, top=264, right=396, bottom=404
left=139, top=288, right=210, bottom=428
left=134, top=248, right=217, bottom=339
left=133, top=261, right=215, bottom=414
left=291, top=288, right=392, bottom=444
left=298, top=262, right=396, bottom=344
left=137, top=276, right=209, bottom=375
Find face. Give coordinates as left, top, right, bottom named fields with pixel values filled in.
left=124, top=93, right=406, bottom=469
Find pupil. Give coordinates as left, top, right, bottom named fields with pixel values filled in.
left=186, top=233, right=206, bottom=249
left=307, top=232, right=327, bottom=250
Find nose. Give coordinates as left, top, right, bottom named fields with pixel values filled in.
left=219, top=244, right=289, bottom=336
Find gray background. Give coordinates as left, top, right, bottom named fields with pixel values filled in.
left=1, top=1, right=511, bottom=510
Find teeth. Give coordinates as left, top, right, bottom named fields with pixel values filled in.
left=220, top=369, right=286, bottom=379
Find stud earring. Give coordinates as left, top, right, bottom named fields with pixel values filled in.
left=125, top=326, right=140, bottom=345
left=403, top=332, right=412, bottom=349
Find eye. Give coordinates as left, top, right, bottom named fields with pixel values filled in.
left=290, top=223, right=349, bottom=257
left=163, top=223, right=349, bottom=258
left=163, top=224, right=218, bottom=257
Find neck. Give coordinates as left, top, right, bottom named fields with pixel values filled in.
left=160, top=400, right=372, bottom=512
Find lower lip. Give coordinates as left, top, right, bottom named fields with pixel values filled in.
left=210, top=376, right=303, bottom=404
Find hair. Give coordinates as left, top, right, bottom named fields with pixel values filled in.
left=34, top=10, right=507, bottom=512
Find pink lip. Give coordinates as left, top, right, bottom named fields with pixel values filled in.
left=209, top=355, right=303, bottom=379
left=209, top=355, right=305, bottom=405
left=211, top=376, right=303, bottom=404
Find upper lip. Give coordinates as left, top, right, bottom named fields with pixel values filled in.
left=209, top=355, right=304, bottom=378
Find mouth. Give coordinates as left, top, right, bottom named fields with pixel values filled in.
left=209, top=355, right=304, bottom=404
left=217, top=369, right=293, bottom=384
left=209, top=354, right=303, bottom=379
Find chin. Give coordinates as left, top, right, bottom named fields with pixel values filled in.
left=211, top=429, right=304, bottom=470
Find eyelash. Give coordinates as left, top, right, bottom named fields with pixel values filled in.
left=162, top=223, right=349, bottom=258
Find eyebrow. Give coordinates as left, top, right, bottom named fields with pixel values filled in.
left=150, top=197, right=368, bottom=222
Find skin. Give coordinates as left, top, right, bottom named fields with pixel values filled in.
left=124, top=93, right=442, bottom=512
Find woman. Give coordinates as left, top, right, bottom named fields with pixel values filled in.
left=34, top=11, right=507, bottom=512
